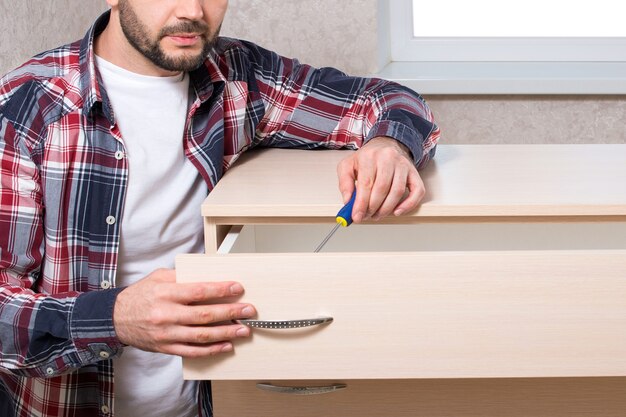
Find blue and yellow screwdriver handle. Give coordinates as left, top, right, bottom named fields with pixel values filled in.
left=335, top=189, right=357, bottom=227
left=314, top=190, right=356, bottom=252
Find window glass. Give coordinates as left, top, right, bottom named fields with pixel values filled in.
left=413, top=0, right=626, bottom=37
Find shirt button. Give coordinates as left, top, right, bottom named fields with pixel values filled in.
left=100, top=280, right=111, bottom=290
left=114, top=150, right=124, bottom=160
left=46, top=367, right=54, bottom=375
left=99, top=351, right=110, bottom=360
left=105, top=216, right=116, bottom=225
left=101, top=404, right=110, bottom=414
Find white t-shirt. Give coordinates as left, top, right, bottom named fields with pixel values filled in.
left=95, top=56, right=208, bottom=417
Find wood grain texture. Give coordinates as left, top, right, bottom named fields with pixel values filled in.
left=212, top=378, right=626, bottom=417
left=201, top=145, right=626, bottom=220
left=176, top=250, right=626, bottom=380
left=195, top=144, right=626, bottom=416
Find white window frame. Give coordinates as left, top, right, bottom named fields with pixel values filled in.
left=379, top=0, right=626, bottom=94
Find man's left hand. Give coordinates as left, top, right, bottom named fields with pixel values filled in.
left=336, top=136, right=425, bottom=223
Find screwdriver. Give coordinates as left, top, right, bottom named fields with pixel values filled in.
left=314, top=190, right=357, bottom=253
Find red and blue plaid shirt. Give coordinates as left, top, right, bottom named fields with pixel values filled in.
left=0, top=11, right=439, bottom=417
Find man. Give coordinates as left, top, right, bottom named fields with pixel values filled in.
left=0, top=0, right=439, bottom=416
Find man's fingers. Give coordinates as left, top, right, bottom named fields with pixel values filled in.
left=339, top=137, right=421, bottom=223
left=169, top=281, right=245, bottom=304
left=365, top=159, right=400, bottom=219
left=338, top=155, right=379, bottom=223
left=162, top=342, right=235, bottom=358
left=336, top=158, right=357, bottom=203
left=179, top=303, right=256, bottom=326
left=392, top=170, right=425, bottom=216
left=166, top=321, right=252, bottom=346
left=371, top=167, right=410, bottom=220
left=352, top=157, right=376, bottom=223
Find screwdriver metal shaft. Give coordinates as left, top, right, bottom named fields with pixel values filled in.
left=314, top=223, right=341, bottom=253
left=313, top=190, right=357, bottom=253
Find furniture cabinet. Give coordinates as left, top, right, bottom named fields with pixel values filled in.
left=176, top=145, right=626, bottom=416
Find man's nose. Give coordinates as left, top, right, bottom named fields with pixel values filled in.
left=174, top=0, right=204, bottom=21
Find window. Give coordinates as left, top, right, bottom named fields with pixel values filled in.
left=412, top=0, right=626, bottom=38
left=390, top=0, right=626, bottom=62
left=380, top=0, right=626, bottom=93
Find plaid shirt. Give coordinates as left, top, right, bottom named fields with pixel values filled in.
left=0, top=11, right=439, bottom=417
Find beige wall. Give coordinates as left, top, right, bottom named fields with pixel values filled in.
left=222, top=0, right=380, bottom=76
left=0, top=1, right=107, bottom=75
left=2, top=0, right=625, bottom=145
left=426, top=95, right=626, bottom=144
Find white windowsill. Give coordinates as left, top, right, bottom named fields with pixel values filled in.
left=376, top=62, right=626, bottom=95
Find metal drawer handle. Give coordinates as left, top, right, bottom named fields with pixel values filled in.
left=238, top=317, right=333, bottom=329
left=256, top=383, right=347, bottom=395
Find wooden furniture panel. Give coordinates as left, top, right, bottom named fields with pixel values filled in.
left=176, top=250, right=626, bottom=380
left=185, top=145, right=626, bottom=416
left=201, top=145, right=626, bottom=221
left=212, top=378, right=626, bottom=417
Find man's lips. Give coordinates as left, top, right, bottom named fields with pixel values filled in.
left=166, top=33, right=202, bottom=46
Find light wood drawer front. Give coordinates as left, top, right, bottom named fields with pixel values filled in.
left=176, top=250, right=626, bottom=380
left=212, top=378, right=626, bottom=417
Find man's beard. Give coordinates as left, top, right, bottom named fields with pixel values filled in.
left=118, top=0, right=218, bottom=72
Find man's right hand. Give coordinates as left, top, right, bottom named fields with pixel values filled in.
left=113, top=268, right=256, bottom=357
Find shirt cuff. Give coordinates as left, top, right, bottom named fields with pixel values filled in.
left=70, top=288, right=126, bottom=365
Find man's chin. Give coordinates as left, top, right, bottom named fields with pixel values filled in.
left=157, top=58, right=205, bottom=72
left=149, top=48, right=206, bottom=72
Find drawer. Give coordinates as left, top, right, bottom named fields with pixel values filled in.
left=211, top=378, right=626, bottom=417
left=185, top=146, right=626, bottom=416
left=216, top=222, right=626, bottom=254
left=175, top=222, right=626, bottom=380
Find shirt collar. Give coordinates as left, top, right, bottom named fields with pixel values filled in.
left=190, top=48, right=227, bottom=103
left=79, top=11, right=227, bottom=122
left=79, top=11, right=111, bottom=121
